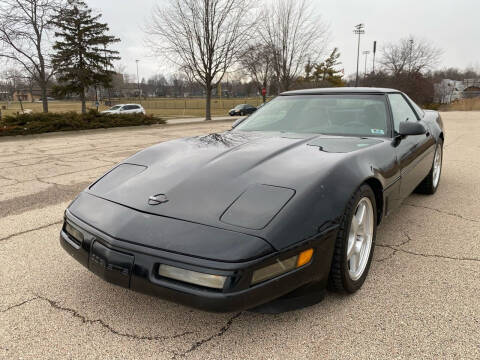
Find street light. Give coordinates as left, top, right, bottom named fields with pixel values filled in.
left=135, top=59, right=140, bottom=96
left=353, top=23, right=365, bottom=87
left=363, top=50, right=370, bottom=78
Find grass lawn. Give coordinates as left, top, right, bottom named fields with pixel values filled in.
left=0, top=97, right=268, bottom=118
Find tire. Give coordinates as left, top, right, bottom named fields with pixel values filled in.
left=328, top=184, right=377, bottom=293
left=415, top=140, right=443, bottom=195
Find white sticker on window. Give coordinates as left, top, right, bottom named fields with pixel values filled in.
left=370, top=129, right=385, bottom=135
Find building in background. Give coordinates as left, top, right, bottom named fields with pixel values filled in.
left=462, top=79, right=480, bottom=99
left=434, top=78, right=480, bottom=103
left=12, top=87, right=53, bottom=102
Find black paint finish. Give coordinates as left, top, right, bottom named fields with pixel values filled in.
left=61, top=88, right=444, bottom=311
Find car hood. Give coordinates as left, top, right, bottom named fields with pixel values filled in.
left=86, top=131, right=383, bottom=240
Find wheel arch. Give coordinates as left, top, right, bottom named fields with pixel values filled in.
left=364, top=177, right=384, bottom=225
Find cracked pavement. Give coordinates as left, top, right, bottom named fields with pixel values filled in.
left=1, top=114, right=479, bottom=359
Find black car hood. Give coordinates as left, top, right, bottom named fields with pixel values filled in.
left=87, top=131, right=382, bottom=240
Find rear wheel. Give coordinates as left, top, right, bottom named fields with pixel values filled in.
left=415, top=140, right=443, bottom=195
left=329, top=184, right=377, bottom=293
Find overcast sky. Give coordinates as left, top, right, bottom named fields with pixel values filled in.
left=85, top=0, right=480, bottom=81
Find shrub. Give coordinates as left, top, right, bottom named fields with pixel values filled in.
left=0, top=110, right=165, bottom=137
left=423, top=103, right=441, bottom=111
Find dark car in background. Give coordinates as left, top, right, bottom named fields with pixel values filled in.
left=60, top=87, right=444, bottom=312
left=228, top=103, right=257, bottom=116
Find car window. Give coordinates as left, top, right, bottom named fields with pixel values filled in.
left=404, top=95, right=424, bottom=118
left=109, top=105, right=121, bottom=110
left=388, top=94, right=419, bottom=132
left=235, top=94, right=389, bottom=137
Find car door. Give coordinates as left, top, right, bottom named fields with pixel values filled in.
left=388, top=93, right=436, bottom=199
left=130, top=105, right=141, bottom=114
left=121, top=105, right=134, bottom=114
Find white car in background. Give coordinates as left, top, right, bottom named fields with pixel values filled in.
left=101, top=104, right=146, bottom=115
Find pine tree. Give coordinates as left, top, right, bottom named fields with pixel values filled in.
left=314, top=48, right=344, bottom=87
left=51, top=0, right=120, bottom=113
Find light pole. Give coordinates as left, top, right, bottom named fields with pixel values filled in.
left=354, top=23, right=365, bottom=87
left=363, top=50, right=370, bottom=79
left=372, top=41, right=377, bottom=74
left=409, top=38, right=414, bottom=73
left=135, top=59, right=140, bottom=97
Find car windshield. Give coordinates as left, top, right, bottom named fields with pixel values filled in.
left=235, top=94, right=389, bottom=137
left=234, top=104, right=246, bottom=110
left=108, top=105, right=122, bottom=110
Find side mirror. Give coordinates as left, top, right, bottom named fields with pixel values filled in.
left=398, top=121, right=426, bottom=136
left=232, top=117, right=246, bottom=129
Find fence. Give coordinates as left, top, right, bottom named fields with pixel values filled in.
left=110, top=97, right=269, bottom=111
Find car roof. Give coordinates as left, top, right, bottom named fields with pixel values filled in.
left=281, top=87, right=401, bottom=95
left=114, top=104, right=142, bottom=106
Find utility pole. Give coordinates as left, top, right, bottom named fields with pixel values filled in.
left=363, top=51, right=370, bottom=79
left=135, top=59, right=140, bottom=97
left=409, top=38, right=414, bottom=73
left=354, top=23, right=365, bottom=87
left=372, top=41, right=377, bottom=74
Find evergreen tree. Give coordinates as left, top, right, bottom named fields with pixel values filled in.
left=51, top=0, right=120, bottom=113
left=313, top=48, right=344, bottom=86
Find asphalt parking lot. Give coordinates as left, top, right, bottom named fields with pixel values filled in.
left=1, top=113, right=479, bottom=359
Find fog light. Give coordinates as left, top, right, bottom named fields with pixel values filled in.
left=65, top=221, right=84, bottom=243
left=251, top=256, right=297, bottom=285
left=158, top=264, right=227, bottom=289
left=251, top=248, right=314, bottom=285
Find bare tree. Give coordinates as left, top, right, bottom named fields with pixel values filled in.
left=147, top=0, right=255, bottom=120
left=239, top=44, right=272, bottom=102
left=0, top=0, right=64, bottom=112
left=380, top=37, right=442, bottom=76
left=259, top=0, right=329, bottom=92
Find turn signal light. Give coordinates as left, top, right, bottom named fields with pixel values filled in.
left=297, top=248, right=314, bottom=267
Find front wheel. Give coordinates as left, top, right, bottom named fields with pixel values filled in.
left=329, top=184, right=377, bottom=293
left=415, top=140, right=443, bottom=195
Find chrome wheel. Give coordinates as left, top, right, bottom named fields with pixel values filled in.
left=347, top=197, right=374, bottom=281
left=432, top=145, right=442, bottom=188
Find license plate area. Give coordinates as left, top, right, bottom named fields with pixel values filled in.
left=89, top=241, right=134, bottom=288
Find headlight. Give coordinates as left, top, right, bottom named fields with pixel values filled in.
left=158, top=264, right=227, bottom=289
left=251, top=248, right=314, bottom=285
left=65, top=221, right=84, bottom=244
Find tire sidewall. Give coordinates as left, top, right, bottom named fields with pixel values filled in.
left=432, top=140, right=443, bottom=193
left=341, top=185, right=377, bottom=292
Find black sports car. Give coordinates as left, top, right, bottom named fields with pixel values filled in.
left=60, top=88, right=444, bottom=312
left=228, top=103, right=257, bottom=116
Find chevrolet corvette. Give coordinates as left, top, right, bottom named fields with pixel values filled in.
left=60, top=88, right=444, bottom=312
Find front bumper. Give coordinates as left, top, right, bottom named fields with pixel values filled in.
left=60, top=211, right=337, bottom=312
